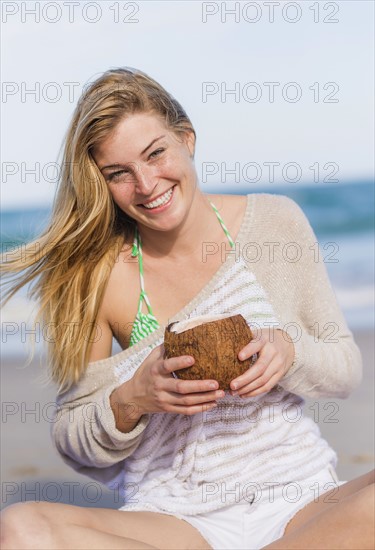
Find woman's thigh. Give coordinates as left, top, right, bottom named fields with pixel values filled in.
left=2, top=501, right=212, bottom=550
left=284, top=468, right=374, bottom=536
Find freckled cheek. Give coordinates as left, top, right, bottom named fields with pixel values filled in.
left=108, top=185, right=134, bottom=209
left=161, top=156, right=194, bottom=181
left=157, top=157, right=178, bottom=176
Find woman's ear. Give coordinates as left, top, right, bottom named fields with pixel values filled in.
left=185, top=130, right=196, bottom=159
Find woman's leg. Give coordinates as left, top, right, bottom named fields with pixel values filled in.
left=263, top=469, right=375, bottom=549
left=0, top=502, right=212, bottom=550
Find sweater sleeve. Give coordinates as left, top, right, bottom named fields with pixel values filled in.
left=50, top=363, right=150, bottom=483
left=252, top=194, right=363, bottom=399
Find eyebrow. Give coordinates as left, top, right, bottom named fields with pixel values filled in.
left=100, top=135, right=166, bottom=171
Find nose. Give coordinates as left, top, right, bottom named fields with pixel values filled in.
left=133, top=163, right=158, bottom=196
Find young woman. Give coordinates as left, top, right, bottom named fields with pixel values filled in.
left=1, top=67, right=373, bottom=550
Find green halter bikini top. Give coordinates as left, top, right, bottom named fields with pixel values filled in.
left=129, top=201, right=235, bottom=347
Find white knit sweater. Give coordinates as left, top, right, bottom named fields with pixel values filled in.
left=51, top=193, right=362, bottom=515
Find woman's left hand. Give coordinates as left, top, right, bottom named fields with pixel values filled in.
left=229, top=328, right=295, bottom=398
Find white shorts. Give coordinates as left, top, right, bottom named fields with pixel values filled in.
left=177, top=465, right=346, bottom=550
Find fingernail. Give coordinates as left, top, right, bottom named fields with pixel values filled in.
left=231, top=391, right=238, bottom=396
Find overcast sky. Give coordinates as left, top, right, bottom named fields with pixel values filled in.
left=1, top=0, right=374, bottom=209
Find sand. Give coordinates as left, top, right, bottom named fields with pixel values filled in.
left=1, top=329, right=374, bottom=510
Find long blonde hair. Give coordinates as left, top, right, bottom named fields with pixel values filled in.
left=1, top=67, right=196, bottom=392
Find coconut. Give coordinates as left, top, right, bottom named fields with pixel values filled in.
left=163, top=314, right=256, bottom=389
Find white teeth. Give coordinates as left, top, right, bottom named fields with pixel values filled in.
left=143, top=188, right=173, bottom=209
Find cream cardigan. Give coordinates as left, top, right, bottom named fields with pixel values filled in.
left=51, top=193, right=362, bottom=514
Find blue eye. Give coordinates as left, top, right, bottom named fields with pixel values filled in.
left=107, top=170, right=129, bottom=182
left=149, top=148, right=165, bottom=158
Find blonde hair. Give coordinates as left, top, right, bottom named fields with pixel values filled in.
left=1, top=67, right=196, bottom=392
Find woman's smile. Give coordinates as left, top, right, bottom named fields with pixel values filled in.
left=140, top=185, right=175, bottom=211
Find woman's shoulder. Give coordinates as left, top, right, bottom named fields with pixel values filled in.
left=208, top=192, right=313, bottom=245
left=205, top=192, right=247, bottom=217
left=249, top=191, right=309, bottom=227
left=206, top=191, right=303, bottom=220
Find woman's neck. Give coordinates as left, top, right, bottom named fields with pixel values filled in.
left=137, top=190, right=222, bottom=260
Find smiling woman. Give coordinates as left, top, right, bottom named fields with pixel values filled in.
left=0, top=67, right=374, bottom=550
left=93, top=111, right=197, bottom=235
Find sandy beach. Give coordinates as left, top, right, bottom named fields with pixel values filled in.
left=1, top=329, right=374, bottom=510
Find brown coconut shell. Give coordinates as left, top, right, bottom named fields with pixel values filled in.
left=163, top=314, right=255, bottom=390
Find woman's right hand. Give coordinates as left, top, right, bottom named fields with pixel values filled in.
left=115, top=344, right=225, bottom=418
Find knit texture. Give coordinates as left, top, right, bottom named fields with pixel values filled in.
left=51, top=193, right=362, bottom=514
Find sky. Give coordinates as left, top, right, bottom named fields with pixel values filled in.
left=1, top=0, right=374, bottom=209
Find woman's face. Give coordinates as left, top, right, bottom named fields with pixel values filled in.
left=93, top=111, right=197, bottom=232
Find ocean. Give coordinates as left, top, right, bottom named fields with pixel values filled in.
left=1, top=181, right=374, bottom=358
